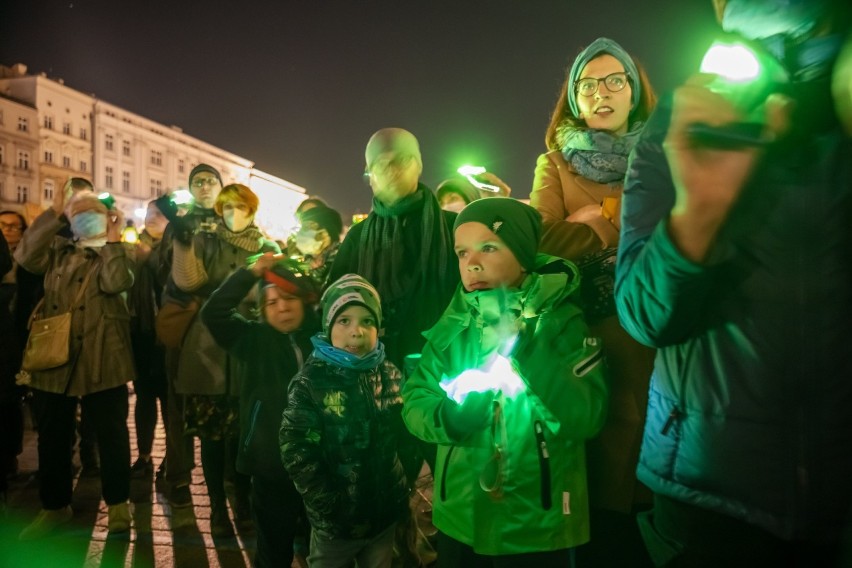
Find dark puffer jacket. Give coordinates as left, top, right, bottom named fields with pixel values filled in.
left=615, top=92, right=852, bottom=541
left=280, top=355, right=410, bottom=539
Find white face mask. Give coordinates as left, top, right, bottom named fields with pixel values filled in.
left=224, top=209, right=252, bottom=232
left=70, top=211, right=108, bottom=241
left=295, top=229, right=324, bottom=256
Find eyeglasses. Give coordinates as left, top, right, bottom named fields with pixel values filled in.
left=192, top=178, right=220, bottom=188
left=369, top=155, right=415, bottom=175
left=575, top=72, right=630, bottom=97
left=0, top=222, right=23, bottom=232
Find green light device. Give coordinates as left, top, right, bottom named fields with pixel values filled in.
left=458, top=165, right=501, bottom=193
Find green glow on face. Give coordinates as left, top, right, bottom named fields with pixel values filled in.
left=439, top=354, right=524, bottom=404
left=700, top=42, right=761, bottom=83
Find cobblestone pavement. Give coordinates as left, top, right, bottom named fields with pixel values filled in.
left=0, top=392, right=265, bottom=568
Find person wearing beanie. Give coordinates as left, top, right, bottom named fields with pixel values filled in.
left=201, top=252, right=320, bottom=567
left=292, top=204, right=344, bottom=289
left=328, top=127, right=459, bottom=371
left=15, top=177, right=135, bottom=539
left=281, top=273, right=414, bottom=567
left=437, top=172, right=514, bottom=214
left=156, top=162, right=225, bottom=514
left=402, top=198, right=607, bottom=563
left=529, top=36, right=658, bottom=567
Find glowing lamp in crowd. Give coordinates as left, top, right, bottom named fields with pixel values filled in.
left=121, top=220, right=139, bottom=244
left=439, top=355, right=525, bottom=405
left=134, top=207, right=147, bottom=220
left=688, top=36, right=789, bottom=147
left=457, top=165, right=501, bottom=193
left=352, top=213, right=369, bottom=225
left=170, top=189, right=194, bottom=206
left=97, top=192, right=116, bottom=210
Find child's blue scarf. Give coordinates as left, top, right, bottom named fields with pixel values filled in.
left=310, top=334, right=386, bottom=371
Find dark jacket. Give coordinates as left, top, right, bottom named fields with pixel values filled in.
left=280, top=354, right=409, bottom=540
left=201, top=268, right=316, bottom=479
left=615, top=93, right=852, bottom=540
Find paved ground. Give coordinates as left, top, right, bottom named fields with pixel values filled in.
left=0, top=393, right=260, bottom=568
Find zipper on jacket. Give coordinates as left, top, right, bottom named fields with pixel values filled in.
left=440, top=445, right=456, bottom=502
left=243, top=400, right=262, bottom=451
left=534, top=421, right=552, bottom=510
left=661, top=406, right=681, bottom=436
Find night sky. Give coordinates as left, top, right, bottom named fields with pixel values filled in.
left=1, top=0, right=719, bottom=218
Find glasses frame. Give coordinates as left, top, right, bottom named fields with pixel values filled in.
left=191, top=177, right=220, bottom=188
left=575, top=72, right=630, bottom=97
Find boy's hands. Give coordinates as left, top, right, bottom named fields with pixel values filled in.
left=442, top=391, right=495, bottom=439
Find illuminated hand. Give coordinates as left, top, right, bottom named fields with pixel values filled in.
left=664, top=74, right=792, bottom=262
left=106, top=208, right=124, bottom=242
left=442, top=390, right=494, bottom=439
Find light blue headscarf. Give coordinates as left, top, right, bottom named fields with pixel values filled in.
left=567, top=37, right=641, bottom=119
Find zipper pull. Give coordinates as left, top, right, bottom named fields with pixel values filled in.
left=661, top=406, right=681, bottom=435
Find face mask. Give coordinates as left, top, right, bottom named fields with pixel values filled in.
left=296, top=229, right=324, bottom=256
left=70, top=211, right=107, bottom=241
left=224, top=209, right=252, bottom=232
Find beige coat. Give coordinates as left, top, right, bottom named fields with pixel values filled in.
left=14, top=209, right=136, bottom=396
left=530, top=149, right=654, bottom=512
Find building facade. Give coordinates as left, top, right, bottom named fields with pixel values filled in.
left=0, top=63, right=304, bottom=233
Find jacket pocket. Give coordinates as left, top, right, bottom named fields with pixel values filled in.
left=534, top=420, right=552, bottom=510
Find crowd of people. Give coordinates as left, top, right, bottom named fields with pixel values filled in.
left=2, top=1, right=852, bottom=566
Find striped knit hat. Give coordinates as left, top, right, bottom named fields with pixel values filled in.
left=320, top=274, right=382, bottom=335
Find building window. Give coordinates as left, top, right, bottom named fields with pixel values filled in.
left=150, top=179, right=163, bottom=197
left=44, top=115, right=54, bottom=130
left=62, top=155, right=71, bottom=168
left=80, top=160, right=87, bottom=172
left=178, top=159, right=185, bottom=174
left=0, top=146, right=5, bottom=165
left=150, top=150, right=163, bottom=167
left=105, top=134, right=114, bottom=152
left=44, top=150, right=54, bottom=163
left=122, top=140, right=131, bottom=157
left=18, top=117, right=29, bottom=132
left=122, top=171, right=130, bottom=193
left=63, top=123, right=71, bottom=135
left=80, top=127, right=88, bottom=141
left=17, top=151, right=29, bottom=170
left=16, top=186, right=28, bottom=203
left=44, top=180, right=55, bottom=200
left=105, top=166, right=114, bottom=189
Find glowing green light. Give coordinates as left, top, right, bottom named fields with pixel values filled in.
left=97, top=192, right=111, bottom=200
left=439, top=355, right=524, bottom=404
left=700, top=42, right=761, bottom=83
left=171, top=189, right=193, bottom=205
left=457, top=164, right=500, bottom=193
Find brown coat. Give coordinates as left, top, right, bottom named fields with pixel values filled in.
left=530, top=149, right=654, bottom=512
left=14, top=209, right=136, bottom=397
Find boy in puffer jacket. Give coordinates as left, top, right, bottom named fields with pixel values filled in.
left=280, top=274, right=411, bottom=568
left=402, top=198, right=608, bottom=565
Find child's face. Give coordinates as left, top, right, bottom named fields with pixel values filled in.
left=330, top=305, right=378, bottom=357
left=454, top=222, right=525, bottom=291
left=264, top=286, right=305, bottom=333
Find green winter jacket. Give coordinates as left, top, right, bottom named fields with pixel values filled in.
left=402, top=255, right=607, bottom=555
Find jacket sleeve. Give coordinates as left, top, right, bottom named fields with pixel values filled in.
left=615, top=95, right=718, bottom=348
left=13, top=209, right=65, bottom=275
left=200, top=267, right=256, bottom=354
left=531, top=152, right=618, bottom=259
left=97, top=243, right=135, bottom=294
left=518, top=302, right=608, bottom=440
left=401, top=340, right=464, bottom=445
left=171, top=237, right=208, bottom=292
left=280, top=376, right=340, bottom=515
left=0, top=231, right=10, bottom=279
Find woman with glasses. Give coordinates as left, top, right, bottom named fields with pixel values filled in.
left=529, top=37, right=658, bottom=567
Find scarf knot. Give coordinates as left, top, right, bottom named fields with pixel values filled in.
left=558, top=121, right=644, bottom=185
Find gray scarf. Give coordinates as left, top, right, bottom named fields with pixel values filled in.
left=558, top=122, right=644, bottom=185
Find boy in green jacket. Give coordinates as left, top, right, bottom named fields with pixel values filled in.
left=402, top=198, right=607, bottom=566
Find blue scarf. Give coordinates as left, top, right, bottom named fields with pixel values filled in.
left=310, top=334, right=386, bottom=371
left=559, top=122, right=644, bottom=185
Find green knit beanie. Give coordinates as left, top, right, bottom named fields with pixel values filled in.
left=453, top=198, right=542, bottom=271
left=321, top=274, right=383, bottom=335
